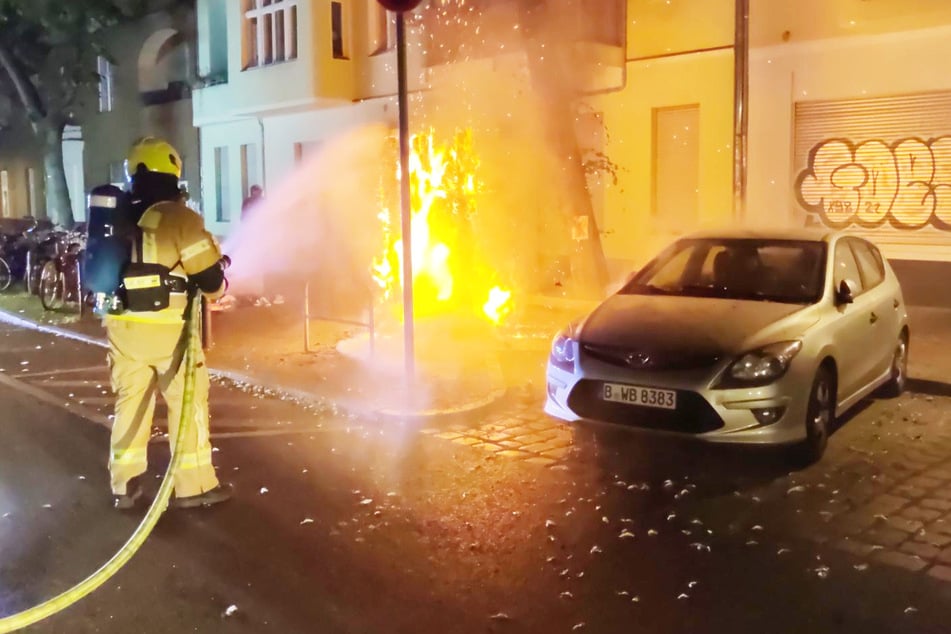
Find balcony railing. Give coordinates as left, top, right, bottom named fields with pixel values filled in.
left=140, top=81, right=192, bottom=106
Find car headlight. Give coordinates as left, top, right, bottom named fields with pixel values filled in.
left=550, top=328, right=577, bottom=372
left=718, top=340, right=802, bottom=387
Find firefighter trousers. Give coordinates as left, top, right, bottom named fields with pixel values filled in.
left=106, top=318, right=220, bottom=498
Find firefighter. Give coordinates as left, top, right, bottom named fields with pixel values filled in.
left=109, top=137, right=232, bottom=510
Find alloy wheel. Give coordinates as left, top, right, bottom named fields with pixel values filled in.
left=892, top=338, right=908, bottom=392
left=804, top=368, right=834, bottom=462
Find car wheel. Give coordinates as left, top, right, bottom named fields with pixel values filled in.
left=799, top=367, right=835, bottom=465
left=879, top=333, right=908, bottom=398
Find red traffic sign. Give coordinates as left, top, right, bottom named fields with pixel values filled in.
left=377, top=0, right=423, bottom=11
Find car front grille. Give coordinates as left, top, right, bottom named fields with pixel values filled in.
left=567, top=380, right=723, bottom=434
left=581, top=343, right=721, bottom=372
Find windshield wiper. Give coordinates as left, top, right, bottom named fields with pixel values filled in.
left=621, top=283, right=675, bottom=295
left=676, top=284, right=719, bottom=296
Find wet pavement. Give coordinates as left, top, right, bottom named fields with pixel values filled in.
left=3, top=320, right=951, bottom=632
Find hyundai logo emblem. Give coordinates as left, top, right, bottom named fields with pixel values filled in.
left=626, top=352, right=651, bottom=368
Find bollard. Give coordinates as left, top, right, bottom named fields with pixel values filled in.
left=201, top=296, right=213, bottom=350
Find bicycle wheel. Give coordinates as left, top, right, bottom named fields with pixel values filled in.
left=39, top=260, right=64, bottom=311
left=63, top=257, right=83, bottom=314
left=28, top=257, right=47, bottom=295
left=0, top=257, right=11, bottom=292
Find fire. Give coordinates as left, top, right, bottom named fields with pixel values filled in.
left=483, top=286, right=512, bottom=324
left=372, top=129, right=512, bottom=324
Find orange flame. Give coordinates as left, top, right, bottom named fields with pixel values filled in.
left=483, top=286, right=512, bottom=324
left=372, top=129, right=512, bottom=324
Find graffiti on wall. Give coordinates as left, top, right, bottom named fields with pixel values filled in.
left=796, top=136, right=951, bottom=230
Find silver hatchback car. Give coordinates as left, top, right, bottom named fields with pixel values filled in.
left=544, top=229, right=909, bottom=462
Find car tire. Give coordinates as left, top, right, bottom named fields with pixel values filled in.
left=879, top=333, right=908, bottom=398
left=796, top=366, right=836, bottom=465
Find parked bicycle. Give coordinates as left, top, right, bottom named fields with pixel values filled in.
left=38, top=229, right=87, bottom=313
left=23, top=219, right=59, bottom=296
left=0, top=234, right=16, bottom=292
left=0, top=217, right=49, bottom=292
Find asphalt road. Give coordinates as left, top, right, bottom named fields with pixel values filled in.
left=1, top=322, right=951, bottom=633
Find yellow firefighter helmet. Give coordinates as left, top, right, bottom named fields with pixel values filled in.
left=125, top=137, right=182, bottom=181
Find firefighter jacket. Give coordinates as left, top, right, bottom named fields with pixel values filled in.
left=105, top=200, right=225, bottom=325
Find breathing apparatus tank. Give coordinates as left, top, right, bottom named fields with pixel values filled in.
left=83, top=184, right=134, bottom=316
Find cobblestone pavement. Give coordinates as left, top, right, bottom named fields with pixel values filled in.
left=421, top=375, right=951, bottom=588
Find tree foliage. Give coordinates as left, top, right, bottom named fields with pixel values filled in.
left=0, top=0, right=192, bottom=224
left=0, top=1, right=150, bottom=123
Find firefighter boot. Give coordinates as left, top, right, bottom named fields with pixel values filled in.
left=170, top=482, right=234, bottom=509
left=114, top=476, right=145, bottom=511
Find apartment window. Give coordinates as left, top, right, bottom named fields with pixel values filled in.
left=97, top=56, right=114, bottom=112
left=244, top=0, right=298, bottom=68
left=653, top=105, right=700, bottom=232
left=239, top=143, right=261, bottom=201
left=214, top=147, right=231, bottom=222
left=369, top=5, right=396, bottom=55
left=206, top=0, right=229, bottom=80
left=109, top=161, right=126, bottom=186
left=332, top=2, right=347, bottom=60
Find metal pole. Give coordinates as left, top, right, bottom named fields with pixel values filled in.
left=397, top=10, right=415, bottom=380
left=303, top=281, right=311, bottom=353
left=368, top=293, right=375, bottom=357
left=733, top=0, right=749, bottom=222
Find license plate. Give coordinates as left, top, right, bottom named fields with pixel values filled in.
left=602, top=382, right=677, bottom=410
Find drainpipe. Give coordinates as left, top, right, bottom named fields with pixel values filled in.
left=257, top=116, right=266, bottom=192
left=733, top=0, right=749, bottom=222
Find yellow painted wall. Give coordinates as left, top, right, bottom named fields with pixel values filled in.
left=591, top=49, right=736, bottom=274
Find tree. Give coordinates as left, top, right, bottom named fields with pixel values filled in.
left=0, top=0, right=191, bottom=226
left=419, top=0, right=613, bottom=296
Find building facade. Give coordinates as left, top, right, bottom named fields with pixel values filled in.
left=0, top=6, right=199, bottom=224
left=193, top=0, right=951, bottom=291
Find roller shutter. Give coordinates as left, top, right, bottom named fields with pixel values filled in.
left=793, top=91, right=951, bottom=261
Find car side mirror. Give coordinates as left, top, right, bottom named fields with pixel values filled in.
left=835, top=279, right=857, bottom=305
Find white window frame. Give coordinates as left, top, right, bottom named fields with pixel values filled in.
left=26, top=168, right=36, bottom=217
left=97, top=56, right=114, bottom=112
left=244, top=0, right=298, bottom=68
left=0, top=170, right=9, bottom=218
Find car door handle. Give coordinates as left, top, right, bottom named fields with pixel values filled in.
left=870, top=312, right=879, bottom=324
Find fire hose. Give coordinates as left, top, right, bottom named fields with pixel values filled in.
left=0, top=292, right=203, bottom=633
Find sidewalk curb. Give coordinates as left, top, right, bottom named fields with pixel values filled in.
left=0, top=308, right=506, bottom=425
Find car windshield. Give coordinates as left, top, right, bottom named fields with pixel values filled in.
left=620, top=238, right=827, bottom=304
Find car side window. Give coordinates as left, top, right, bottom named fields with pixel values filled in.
left=833, top=241, right=865, bottom=295
left=849, top=239, right=885, bottom=290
